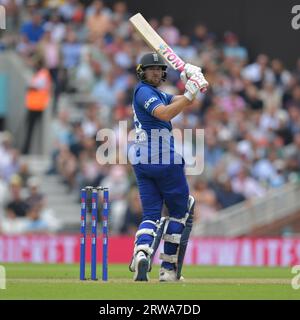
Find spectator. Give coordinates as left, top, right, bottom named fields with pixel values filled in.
left=75, top=45, right=95, bottom=93
left=174, top=35, right=197, bottom=62
left=290, top=85, right=300, bottom=108
left=204, top=131, right=224, bottom=168
left=20, top=11, right=45, bottom=44
left=217, top=92, right=246, bottom=114
left=158, top=16, right=180, bottom=46
left=284, top=132, right=300, bottom=163
left=37, top=29, right=61, bottom=113
left=44, top=11, right=66, bottom=43
left=57, top=144, right=77, bottom=191
left=0, top=131, right=20, bottom=182
left=81, top=103, right=101, bottom=137
left=91, top=70, right=120, bottom=108
left=86, top=0, right=111, bottom=18
left=191, top=23, right=208, bottom=50
left=223, top=31, right=248, bottom=64
left=5, top=175, right=29, bottom=218
left=24, top=204, right=49, bottom=233
left=259, top=81, right=282, bottom=111
left=215, top=176, right=246, bottom=209
left=193, top=179, right=219, bottom=223
left=26, top=174, right=62, bottom=233
left=294, top=58, right=300, bottom=82
left=58, top=0, right=79, bottom=22
left=86, top=0, right=112, bottom=40
left=61, top=29, right=82, bottom=70
left=242, top=54, right=274, bottom=88
left=287, top=105, right=300, bottom=135
left=227, top=64, right=244, bottom=93
left=26, top=176, right=45, bottom=209
left=16, top=34, right=36, bottom=61
left=18, top=161, right=32, bottom=188
left=231, top=166, right=266, bottom=199
left=243, top=84, right=263, bottom=111
left=0, top=174, right=9, bottom=218
left=111, top=1, right=130, bottom=38
left=271, top=59, right=291, bottom=90
left=259, top=106, right=285, bottom=132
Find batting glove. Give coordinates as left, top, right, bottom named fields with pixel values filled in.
left=184, top=73, right=209, bottom=100
left=184, top=79, right=200, bottom=101
left=180, top=63, right=202, bottom=83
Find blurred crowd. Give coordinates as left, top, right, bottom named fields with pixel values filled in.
left=0, top=0, right=300, bottom=235
left=0, top=132, right=61, bottom=234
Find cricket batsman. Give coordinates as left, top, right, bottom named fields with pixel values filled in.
left=129, top=52, right=208, bottom=281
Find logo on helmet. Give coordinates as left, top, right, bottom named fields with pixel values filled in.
left=153, top=53, right=159, bottom=61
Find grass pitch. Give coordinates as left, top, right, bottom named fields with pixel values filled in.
left=0, top=263, right=299, bottom=300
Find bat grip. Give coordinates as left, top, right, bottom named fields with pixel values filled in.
left=178, top=64, right=185, bottom=72
left=178, top=63, right=207, bottom=93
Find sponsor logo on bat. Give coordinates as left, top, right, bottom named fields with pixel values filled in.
left=158, top=44, right=185, bottom=70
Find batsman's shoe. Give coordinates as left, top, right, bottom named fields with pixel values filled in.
left=159, top=267, right=184, bottom=282
left=133, top=251, right=149, bottom=281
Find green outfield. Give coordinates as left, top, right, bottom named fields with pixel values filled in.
left=0, top=264, right=299, bottom=300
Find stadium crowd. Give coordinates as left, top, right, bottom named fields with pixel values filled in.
left=0, top=0, right=300, bottom=234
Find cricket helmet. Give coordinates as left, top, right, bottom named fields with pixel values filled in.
left=136, top=52, right=167, bottom=82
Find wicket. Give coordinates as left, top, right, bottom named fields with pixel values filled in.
left=80, top=186, right=109, bottom=281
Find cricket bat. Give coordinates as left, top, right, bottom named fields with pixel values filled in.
left=129, top=13, right=186, bottom=72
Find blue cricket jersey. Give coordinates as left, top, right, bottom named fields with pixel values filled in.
left=131, top=81, right=182, bottom=164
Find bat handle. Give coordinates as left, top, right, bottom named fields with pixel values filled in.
left=178, top=64, right=185, bottom=72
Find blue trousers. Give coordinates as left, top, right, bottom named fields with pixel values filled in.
left=133, top=162, right=189, bottom=220
left=133, top=162, right=189, bottom=270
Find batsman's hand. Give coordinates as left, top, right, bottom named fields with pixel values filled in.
left=180, top=63, right=209, bottom=93
left=184, top=75, right=200, bottom=101
left=180, top=63, right=202, bottom=83
left=184, top=73, right=209, bottom=100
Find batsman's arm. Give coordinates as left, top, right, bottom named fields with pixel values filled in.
left=153, top=74, right=204, bottom=121
left=153, top=96, right=192, bottom=122
left=171, top=95, right=185, bottom=102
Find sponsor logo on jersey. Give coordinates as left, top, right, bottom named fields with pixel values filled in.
left=144, top=96, right=158, bottom=109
